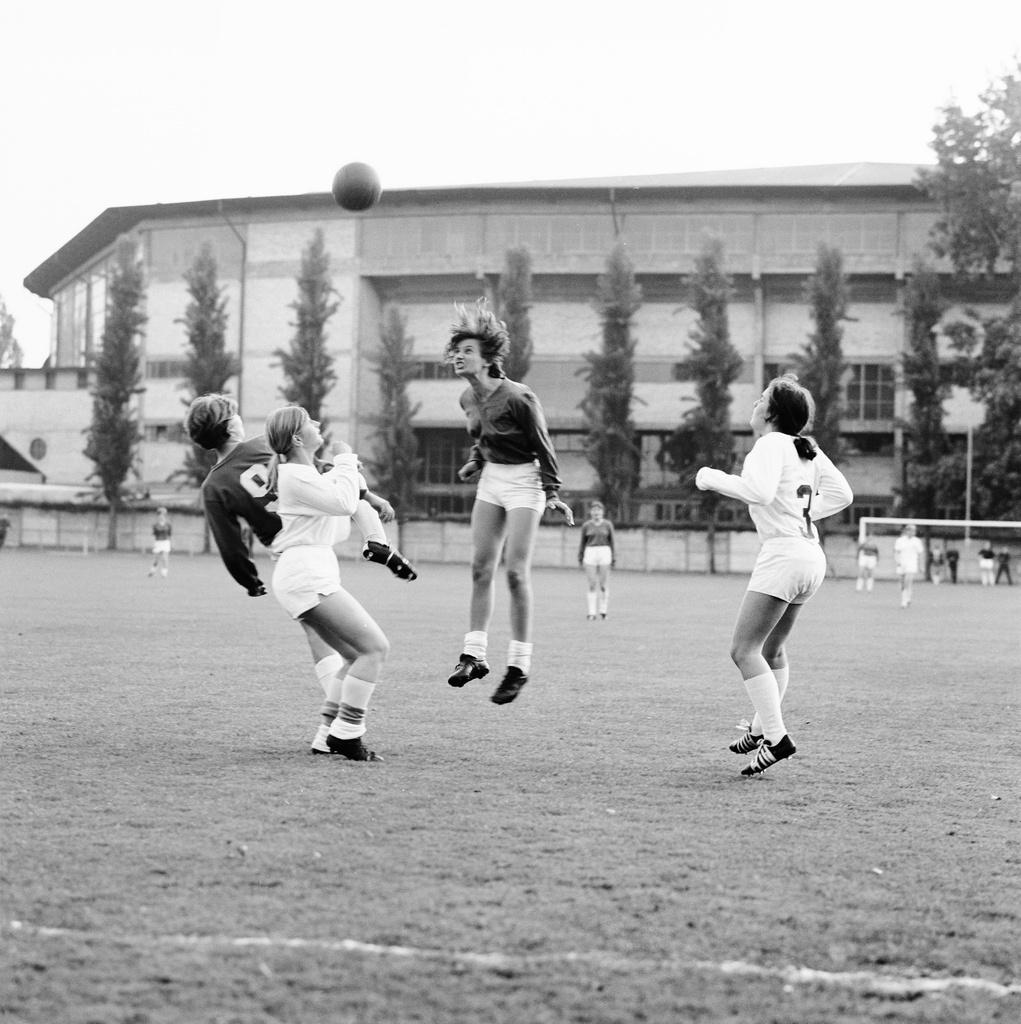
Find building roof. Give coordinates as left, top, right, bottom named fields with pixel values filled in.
left=23, top=162, right=930, bottom=298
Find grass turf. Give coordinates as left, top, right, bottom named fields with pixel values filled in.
left=1, top=547, right=1019, bottom=1023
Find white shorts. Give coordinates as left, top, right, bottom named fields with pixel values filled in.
left=980, top=558, right=995, bottom=571
left=583, top=546, right=612, bottom=567
left=272, top=546, right=341, bottom=619
left=152, top=540, right=172, bottom=555
left=748, top=537, right=827, bottom=605
left=475, top=461, right=546, bottom=513
left=857, top=554, right=877, bottom=570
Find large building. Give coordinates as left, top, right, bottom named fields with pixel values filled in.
left=5, top=163, right=1004, bottom=522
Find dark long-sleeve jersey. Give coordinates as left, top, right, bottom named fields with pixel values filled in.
left=460, top=378, right=562, bottom=495
left=200, top=436, right=283, bottom=595
left=578, top=518, right=615, bottom=560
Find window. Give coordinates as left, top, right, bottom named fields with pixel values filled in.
left=417, top=429, right=469, bottom=485
left=846, top=364, right=895, bottom=420
left=144, top=423, right=187, bottom=443
left=409, top=360, right=456, bottom=380
left=147, top=360, right=188, bottom=379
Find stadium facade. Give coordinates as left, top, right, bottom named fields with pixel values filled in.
left=5, top=163, right=1006, bottom=523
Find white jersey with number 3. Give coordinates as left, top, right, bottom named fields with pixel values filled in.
left=695, top=432, right=853, bottom=543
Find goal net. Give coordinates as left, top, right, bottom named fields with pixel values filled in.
left=857, top=517, right=1021, bottom=584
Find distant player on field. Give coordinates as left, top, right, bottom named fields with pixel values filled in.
left=855, top=532, right=879, bottom=593
left=184, top=393, right=415, bottom=757
left=893, top=524, right=925, bottom=607
left=147, top=507, right=173, bottom=578
left=578, top=500, right=615, bottom=620
left=695, top=375, right=853, bottom=776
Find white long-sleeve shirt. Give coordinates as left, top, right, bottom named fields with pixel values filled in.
left=271, top=455, right=361, bottom=554
left=695, top=432, right=853, bottom=543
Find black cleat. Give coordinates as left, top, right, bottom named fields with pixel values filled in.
left=490, top=666, right=528, bottom=705
left=741, top=734, right=796, bottom=776
left=325, top=735, right=383, bottom=761
left=447, top=654, right=490, bottom=687
left=363, top=541, right=418, bottom=581
left=729, top=729, right=764, bottom=754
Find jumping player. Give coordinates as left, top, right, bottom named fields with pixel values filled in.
left=444, top=298, right=574, bottom=705
left=264, top=405, right=390, bottom=762
left=695, top=375, right=852, bottom=776
left=184, top=393, right=415, bottom=757
left=578, top=500, right=615, bottom=619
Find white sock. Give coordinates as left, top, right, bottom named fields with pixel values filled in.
left=586, top=592, right=597, bottom=616
left=507, top=640, right=533, bottom=674
left=598, top=587, right=609, bottom=616
left=463, top=631, right=487, bottom=660
left=752, top=665, right=789, bottom=735
left=311, top=723, right=330, bottom=752
left=856, top=578, right=863, bottom=591
left=866, top=578, right=873, bottom=591
left=742, top=670, right=786, bottom=744
left=315, top=654, right=345, bottom=695
left=328, top=675, right=376, bottom=740
left=353, top=500, right=387, bottom=547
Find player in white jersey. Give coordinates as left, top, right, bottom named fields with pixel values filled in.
left=893, top=524, right=925, bottom=607
left=695, top=375, right=853, bottom=776
left=266, top=405, right=389, bottom=762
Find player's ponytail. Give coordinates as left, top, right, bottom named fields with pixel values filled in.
left=765, top=374, right=817, bottom=459
left=264, top=406, right=308, bottom=494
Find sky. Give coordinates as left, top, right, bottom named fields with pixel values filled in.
left=2, top=0, right=1019, bottom=367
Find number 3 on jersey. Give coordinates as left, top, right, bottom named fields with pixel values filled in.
left=796, top=484, right=814, bottom=539
left=240, top=463, right=272, bottom=499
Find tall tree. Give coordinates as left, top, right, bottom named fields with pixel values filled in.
left=661, top=235, right=743, bottom=572
left=1, top=295, right=24, bottom=369
left=83, top=239, right=147, bottom=549
left=919, top=61, right=1021, bottom=520
left=274, top=228, right=339, bottom=441
left=365, top=305, right=421, bottom=527
left=497, top=246, right=534, bottom=381
left=580, top=241, right=642, bottom=521
left=175, top=243, right=239, bottom=488
left=791, top=244, right=848, bottom=460
left=917, top=60, right=1021, bottom=286
left=900, top=260, right=952, bottom=520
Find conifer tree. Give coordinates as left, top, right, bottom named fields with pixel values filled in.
left=83, top=239, right=147, bottom=549
left=176, top=243, right=239, bottom=487
left=366, top=305, right=421, bottom=527
left=274, top=228, right=339, bottom=442
left=0, top=295, right=23, bottom=369
left=792, top=244, right=848, bottom=461
left=661, top=235, right=743, bottom=572
left=901, top=259, right=951, bottom=520
left=580, top=241, right=642, bottom=521
left=497, top=246, right=534, bottom=381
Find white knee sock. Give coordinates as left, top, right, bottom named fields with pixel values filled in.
left=598, top=586, right=609, bottom=616
left=352, top=500, right=387, bottom=547
left=507, top=640, right=533, bottom=674
left=463, top=631, right=488, bottom=660
left=742, top=670, right=786, bottom=744
left=328, top=675, right=376, bottom=740
left=586, top=592, right=597, bottom=616
left=751, top=665, right=789, bottom=735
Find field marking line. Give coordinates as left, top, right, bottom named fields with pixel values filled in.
left=7, top=920, right=1019, bottom=999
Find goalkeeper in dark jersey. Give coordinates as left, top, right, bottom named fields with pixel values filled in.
left=185, top=393, right=416, bottom=755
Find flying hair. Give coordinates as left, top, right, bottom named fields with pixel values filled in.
left=445, top=297, right=509, bottom=377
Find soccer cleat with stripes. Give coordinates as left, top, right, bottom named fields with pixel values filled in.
left=741, top=734, right=796, bottom=776
left=325, top=734, right=383, bottom=761
left=490, top=666, right=528, bottom=705
left=447, top=654, right=490, bottom=687
left=729, top=728, right=764, bottom=754
left=362, top=541, right=418, bottom=581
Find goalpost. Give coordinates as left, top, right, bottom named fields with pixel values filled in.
left=858, top=517, right=1021, bottom=584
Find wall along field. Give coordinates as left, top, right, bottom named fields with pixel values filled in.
left=2, top=548, right=1018, bottom=1023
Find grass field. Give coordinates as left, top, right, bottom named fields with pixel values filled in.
left=2, top=547, right=1019, bottom=1023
